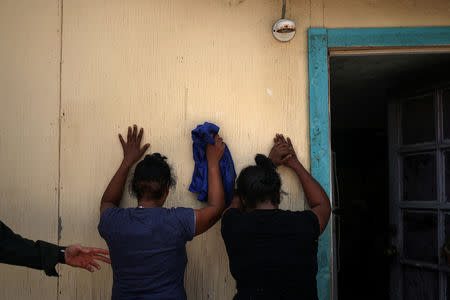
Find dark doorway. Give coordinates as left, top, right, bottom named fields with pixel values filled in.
left=330, top=52, right=450, bottom=300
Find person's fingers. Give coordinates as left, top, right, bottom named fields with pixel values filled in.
left=119, top=134, right=126, bottom=148
left=94, top=255, right=112, bottom=264
left=274, top=145, right=289, bottom=153
left=132, top=125, right=137, bottom=141
left=276, top=143, right=289, bottom=149
left=137, top=128, right=143, bottom=144
left=219, top=142, right=226, bottom=152
left=90, top=261, right=101, bottom=270
left=85, top=265, right=94, bottom=272
left=287, top=137, right=292, bottom=147
left=139, top=144, right=150, bottom=157
left=89, top=248, right=110, bottom=255
left=274, top=142, right=289, bottom=150
left=278, top=147, right=290, bottom=155
left=127, top=126, right=132, bottom=142
left=214, top=134, right=225, bottom=146
left=281, top=154, right=292, bottom=164
left=277, top=134, right=284, bottom=143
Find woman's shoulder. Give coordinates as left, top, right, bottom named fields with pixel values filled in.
left=281, top=209, right=320, bottom=237
left=279, top=208, right=314, bottom=215
left=166, top=206, right=194, bottom=215
left=280, top=209, right=319, bottom=221
left=221, top=208, right=243, bottom=227
left=223, top=207, right=242, bottom=217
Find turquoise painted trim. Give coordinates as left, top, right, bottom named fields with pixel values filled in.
left=328, top=27, right=450, bottom=48
left=307, top=26, right=450, bottom=300
left=308, top=28, right=331, bottom=300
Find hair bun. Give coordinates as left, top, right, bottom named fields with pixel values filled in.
left=255, top=154, right=275, bottom=170
left=144, top=153, right=167, bottom=163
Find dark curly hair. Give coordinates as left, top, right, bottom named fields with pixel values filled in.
left=236, top=154, right=282, bottom=209
left=131, top=153, right=176, bottom=200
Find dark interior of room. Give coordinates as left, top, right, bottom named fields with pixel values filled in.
left=329, top=52, right=450, bottom=300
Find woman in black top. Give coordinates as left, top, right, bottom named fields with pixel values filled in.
left=221, top=134, right=331, bottom=300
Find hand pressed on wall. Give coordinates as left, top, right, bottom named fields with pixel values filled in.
left=269, top=133, right=299, bottom=169
left=119, top=124, right=151, bottom=167
left=65, top=244, right=111, bottom=272
left=269, top=134, right=295, bottom=167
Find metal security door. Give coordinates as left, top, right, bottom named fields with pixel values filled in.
left=388, top=87, right=450, bottom=300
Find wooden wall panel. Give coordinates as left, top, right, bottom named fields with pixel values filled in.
left=59, top=0, right=310, bottom=299
left=0, top=1, right=60, bottom=299
left=321, top=0, right=450, bottom=28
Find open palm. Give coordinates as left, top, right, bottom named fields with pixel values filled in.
left=65, top=244, right=111, bottom=272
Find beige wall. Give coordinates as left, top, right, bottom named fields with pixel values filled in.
left=0, top=0, right=60, bottom=299
left=1, top=0, right=449, bottom=299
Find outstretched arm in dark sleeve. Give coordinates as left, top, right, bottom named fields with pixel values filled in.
left=0, top=220, right=61, bottom=276
left=0, top=221, right=111, bottom=276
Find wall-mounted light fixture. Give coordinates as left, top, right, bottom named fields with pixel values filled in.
left=272, top=0, right=296, bottom=42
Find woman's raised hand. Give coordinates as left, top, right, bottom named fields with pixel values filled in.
left=269, top=134, right=299, bottom=168
left=206, top=134, right=225, bottom=164
left=119, top=125, right=150, bottom=167
left=268, top=136, right=291, bottom=167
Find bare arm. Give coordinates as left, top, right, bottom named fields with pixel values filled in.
left=194, top=134, right=226, bottom=235
left=275, top=134, right=331, bottom=234
left=228, top=191, right=242, bottom=210
left=100, top=125, right=150, bottom=215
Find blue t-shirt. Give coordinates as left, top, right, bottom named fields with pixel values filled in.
left=98, top=206, right=195, bottom=300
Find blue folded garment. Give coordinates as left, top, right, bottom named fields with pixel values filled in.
left=189, top=122, right=236, bottom=206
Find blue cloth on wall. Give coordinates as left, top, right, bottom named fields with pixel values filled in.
left=189, top=122, right=236, bottom=206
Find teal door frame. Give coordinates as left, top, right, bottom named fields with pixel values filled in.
left=308, top=27, right=450, bottom=300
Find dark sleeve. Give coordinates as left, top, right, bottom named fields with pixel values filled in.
left=0, top=220, right=62, bottom=277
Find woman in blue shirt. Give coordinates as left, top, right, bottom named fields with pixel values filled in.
left=98, top=124, right=225, bottom=300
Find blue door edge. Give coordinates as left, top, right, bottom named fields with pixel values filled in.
left=307, top=26, right=450, bottom=300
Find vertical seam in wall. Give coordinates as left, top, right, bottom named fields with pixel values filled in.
left=309, top=0, right=311, bottom=28
left=57, top=0, right=64, bottom=299
left=322, top=0, right=324, bottom=27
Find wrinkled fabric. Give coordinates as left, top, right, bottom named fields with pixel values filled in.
left=221, top=209, right=320, bottom=300
left=189, top=122, right=236, bottom=206
left=98, top=206, right=195, bottom=300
